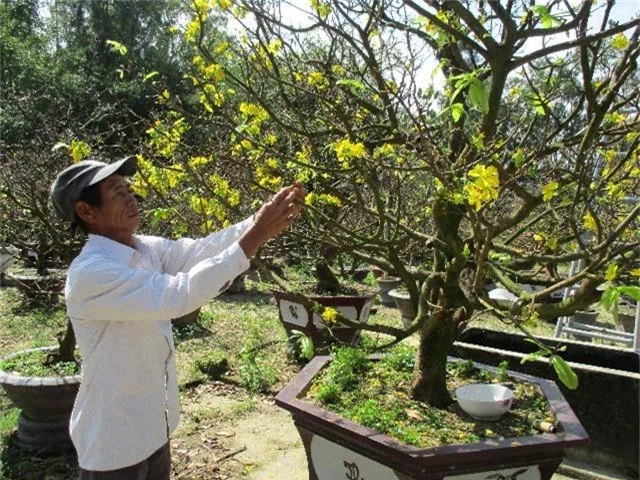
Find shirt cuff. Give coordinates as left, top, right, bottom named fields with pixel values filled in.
left=226, top=241, right=251, bottom=276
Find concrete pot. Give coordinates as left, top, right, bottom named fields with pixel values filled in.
left=171, top=307, right=201, bottom=326
left=0, top=346, right=81, bottom=452
left=376, top=276, right=401, bottom=306
left=8, top=270, right=66, bottom=304
left=276, top=355, right=588, bottom=480
left=388, top=289, right=416, bottom=329
left=224, top=273, right=246, bottom=294
left=451, top=328, right=639, bottom=477
left=273, top=290, right=375, bottom=346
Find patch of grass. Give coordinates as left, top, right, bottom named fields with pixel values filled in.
left=0, top=348, right=80, bottom=377
left=0, top=287, right=69, bottom=352
left=230, top=396, right=258, bottom=417
left=0, top=395, right=19, bottom=439
left=308, top=344, right=553, bottom=448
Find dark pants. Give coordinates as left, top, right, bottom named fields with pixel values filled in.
left=79, top=442, right=171, bottom=480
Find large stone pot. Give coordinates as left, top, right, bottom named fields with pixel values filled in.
left=171, top=307, right=201, bottom=327
left=0, top=346, right=81, bottom=452
left=376, top=276, right=402, bottom=306
left=7, top=269, right=66, bottom=305
left=388, top=289, right=416, bottom=329
left=451, top=328, right=639, bottom=477
left=272, top=290, right=375, bottom=346
left=276, top=355, right=588, bottom=480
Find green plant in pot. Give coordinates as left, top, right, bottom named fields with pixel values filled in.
left=141, top=1, right=638, bottom=478
left=0, top=299, right=81, bottom=452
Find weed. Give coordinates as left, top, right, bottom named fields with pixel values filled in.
left=237, top=313, right=279, bottom=393
left=448, top=359, right=478, bottom=378
left=363, top=271, right=377, bottom=287
left=496, top=360, right=510, bottom=383
left=194, top=349, right=229, bottom=380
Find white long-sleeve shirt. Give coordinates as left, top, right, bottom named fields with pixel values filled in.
left=65, top=217, right=252, bottom=471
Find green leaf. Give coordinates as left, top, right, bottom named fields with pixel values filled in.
left=599, top=287, right=620, bottom=312
left=469, top=78, right=489, bottom=113
left=530, top=5, right=561, bottom=28
left=549, top=355, right=579, bottom=390
left=106, top=39, right=128, bottom=56
left=300, top=335, right=315, bottom=360
left=450, top=103, right=464, bottom=123
left=520, top=350, right=545, bottom=364
left=336, top=79, right=366, bottom=92
left=143, top=71, right=159, bottom=83
left=617, top=286, right=640, bottom=302
left=531, top=94, right=547, bottom=115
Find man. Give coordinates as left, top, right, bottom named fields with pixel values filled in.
left=50, top=156, right=303, bottom=479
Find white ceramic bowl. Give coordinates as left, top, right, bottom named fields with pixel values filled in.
left=455, top=383, right=514, bottom=421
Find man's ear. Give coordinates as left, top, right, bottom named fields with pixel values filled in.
left=75, top=201, right=95, bottom=226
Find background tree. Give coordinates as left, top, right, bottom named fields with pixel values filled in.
left=170, top=0, right=640, bottom=406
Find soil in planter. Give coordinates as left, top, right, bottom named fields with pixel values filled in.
left=306, top=345, right=553, bottom=448
left=0, top=349, right=81, bottom=377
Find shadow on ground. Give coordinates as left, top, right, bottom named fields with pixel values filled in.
left=0, top=434, right=78, bottom=480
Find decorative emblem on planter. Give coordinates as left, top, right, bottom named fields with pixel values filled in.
left=310, top=435, right=399, bottom=480
left=280, top=299, right=309, bottom=327
left=444, top=466, right=539, bottom=480
left=344, top=461, right=362, bottom=480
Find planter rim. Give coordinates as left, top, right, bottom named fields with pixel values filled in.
left=453, top=340, right=640, bottom=380
left=272, top=289, right=377, bottom=303
left=377, top=276, right=401, bottom=282
left=0, top=346, right=82, bottom=386
left=459, top=327, right=640, bottom=370
left=388, top=288, right=410, bottom=299
left=276, top=354, right=589, bottom=469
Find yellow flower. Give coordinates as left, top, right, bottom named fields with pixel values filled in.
left=310, top=0, right=332, bottom=20
left=630, top=269, right=640, bottom=277
left=333, top=138, right=367, bottom=166
left=604, top=263, right=619, bottom=282
left=464, top=164, right=499, bottom=211
left=69, top=140, right=91, bottom=162
left=542, top=181, right=559, bottom=202
left=583, top=212, right=597, bottom=232
left=305, top=192, right=341, bottom=207
left=321, top=307, right=339, bottom=324
left=612, top=33, right=629, bottom=50
left=307, top=71, right=327, bottom=88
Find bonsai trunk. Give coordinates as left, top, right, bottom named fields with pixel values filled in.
left=46, top=320, right=76, bottom=365
left=411, top=309, right=458, bottom=407
left=315, top=260, right=341, bottom=294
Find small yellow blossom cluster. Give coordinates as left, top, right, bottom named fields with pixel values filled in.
left=333, top=138, right=367, bottom=168
left=305, top=192, right=342, bottom=207
left=464, top=164, right=499, bottom=211
left=321, top=307, right=339, bottom=324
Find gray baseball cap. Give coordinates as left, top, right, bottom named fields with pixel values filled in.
left=50, top=156, right=138, bottom=222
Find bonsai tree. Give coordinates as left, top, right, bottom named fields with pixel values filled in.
left=139, top=0, right=639, bottom=407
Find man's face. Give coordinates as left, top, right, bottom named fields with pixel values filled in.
left=82, top=175, right=140, bottom=240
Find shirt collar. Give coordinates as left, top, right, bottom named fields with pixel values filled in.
left=86, top=234, right=138, bottom=265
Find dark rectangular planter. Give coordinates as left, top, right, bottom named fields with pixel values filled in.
left=276, top=355, right=588, bottom=480
left=273, top=290, right=375, bottom=346
left=451, top=328, right=639, bottom=477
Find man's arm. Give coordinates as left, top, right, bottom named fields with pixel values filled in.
left=67, top=245, right=250, bottom=322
